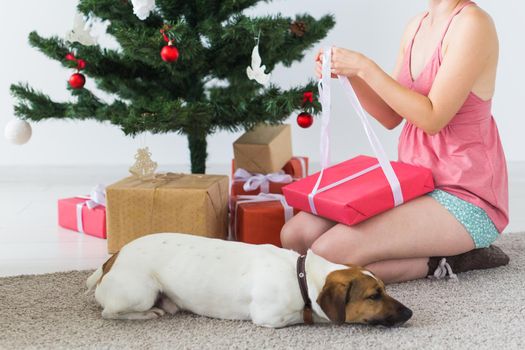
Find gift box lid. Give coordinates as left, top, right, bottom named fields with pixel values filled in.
left=283, top=155, right=434, bottom=224
left=234, top=124, right=290, bottom=145
left=107, top=174, right=228, bottom=191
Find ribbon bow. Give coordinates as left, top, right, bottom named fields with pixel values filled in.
left=302, top=91, right=314, bottom=104
left=75, top=184, right=106, bottom=233
left=85, top=184, right=106, bottom=209
left=234, top=168, right=293, bottom=193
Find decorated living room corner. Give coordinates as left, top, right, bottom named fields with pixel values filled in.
left=9, top=0, right=334, bottom=174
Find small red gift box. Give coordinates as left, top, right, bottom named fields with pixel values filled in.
left=230, top=194, right=298, bottom=247
left=283, top=155, right=434, bottom=226
left=231, top=168, right=293, bottom=196
left=58, top=197, right=107, bottom=239
left=230, top=157, right=308, bottom=196
left=282, top=156, right=309, bottom=179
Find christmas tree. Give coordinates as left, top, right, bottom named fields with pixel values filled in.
left=10, top=0, right=334, bottom=173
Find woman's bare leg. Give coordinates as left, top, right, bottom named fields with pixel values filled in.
left=281, top=211, right=336, bottom=254
left=364, top=258, right=430, bottom=284
left=310, top=195, right=475, bottom=266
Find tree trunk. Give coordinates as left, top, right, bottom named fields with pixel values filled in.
left=187, top=130, right=208, bottom=174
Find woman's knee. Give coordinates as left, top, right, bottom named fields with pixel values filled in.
left=310, top=227, right=372, bottom=266
left=280, top=220, right=307, bottom=253
left=281, top=212, right=335, bottom=253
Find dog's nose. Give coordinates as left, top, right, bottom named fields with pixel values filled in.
left=400, top=307, right=413, bottom=321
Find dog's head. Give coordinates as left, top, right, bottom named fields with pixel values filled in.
left=316, top=267, right=412, bottom=327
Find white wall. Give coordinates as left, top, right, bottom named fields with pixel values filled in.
left=1, top=0, right=523, bottom=170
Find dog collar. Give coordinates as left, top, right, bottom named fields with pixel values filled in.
left=297, top=255, right=313, bottom=324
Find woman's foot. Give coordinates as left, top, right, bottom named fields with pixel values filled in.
left=428, top=245, right=510, bottom=280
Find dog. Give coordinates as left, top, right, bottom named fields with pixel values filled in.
left=87, top=233, right=412, bottom=328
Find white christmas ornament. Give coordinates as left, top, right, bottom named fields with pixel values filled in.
left=131, top=0, right=156, bottom=20
left=5, top=119, right=32, bottom=145
left=66, top=13, right=97, bottom=46
left=246, top=44, right=271, bottom=86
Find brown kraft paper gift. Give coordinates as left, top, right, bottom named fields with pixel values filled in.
left=106, top=174, right=229, bottom=253
left=233, top=124, right=292, bottom=174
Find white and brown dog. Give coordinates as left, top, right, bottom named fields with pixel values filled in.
left=87, top=233, right=412, bottom=328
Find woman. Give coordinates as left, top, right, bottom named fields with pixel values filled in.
left=281, top=0, right=509, bottom=283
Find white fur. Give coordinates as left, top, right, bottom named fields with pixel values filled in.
left=88, top=233, right=349, bottom=327
left=361, top=270, right=379, bottom=281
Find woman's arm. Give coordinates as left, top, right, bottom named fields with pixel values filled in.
left=331, top=9, right=497, bottom=135
left=315, top=16, right=421, bottom=130
left=346, top=77, right=402, bottom=130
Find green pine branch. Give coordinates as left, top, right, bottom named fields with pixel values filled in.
left=11, top=0, right=335, bottom=173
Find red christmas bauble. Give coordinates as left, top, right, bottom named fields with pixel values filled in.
left=297, top=112, right=314, bottom=128
left=161, top=45, right=179, bottom=62
left=68, top=73, right=86, bottom=89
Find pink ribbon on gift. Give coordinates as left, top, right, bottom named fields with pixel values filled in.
left=233, top=168, right=293, bottom=193
left=232, top=193, right=294, bottom=241
left=75, top=184, right=106, bottom=233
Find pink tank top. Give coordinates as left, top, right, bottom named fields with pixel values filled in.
left=397, top=1, right=509, bottom=233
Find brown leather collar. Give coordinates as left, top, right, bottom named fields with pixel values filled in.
left=297, top=255, right=313, bottom=324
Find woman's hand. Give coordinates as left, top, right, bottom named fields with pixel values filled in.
left=315, top=48, right=337, bottom=79
left=315, top=47, right=370, bottom=79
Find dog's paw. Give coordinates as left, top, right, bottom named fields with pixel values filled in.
left=150, top=307, right=166, bottom=317
left=102, top=307, right=166, bottom=320
left=158, top=297, right=180, bottom=315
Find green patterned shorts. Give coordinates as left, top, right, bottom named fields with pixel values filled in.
left=427, top=189, right=499, bottom=248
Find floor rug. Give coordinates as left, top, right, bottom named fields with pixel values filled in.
left=1, top=234, right=524, bottom=349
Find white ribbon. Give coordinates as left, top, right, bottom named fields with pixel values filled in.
left=76, top=202, right=85, bottom=233
left=233, top=193, right=294, bottom=240
left=233, top=168, right=293, bottom=193
left=308, top=47, right=404, bottom=215
left=75, top=184, right=106, bottom=233
left=292, top=157, right=307, bottom=179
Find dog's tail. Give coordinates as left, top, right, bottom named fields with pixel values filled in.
left=86, top=267, right=103, bottom=294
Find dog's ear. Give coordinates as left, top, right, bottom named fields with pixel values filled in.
left=316, top=280, right=352, bottom=325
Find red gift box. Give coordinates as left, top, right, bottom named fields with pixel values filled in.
left=282, top=156, right=309, bottom=179
left=58, top=197, right=106, bottom=239
left=230, top=194, right=298, bottom=247
left=231, top=168, right=293, bottom=196
left=282, top=155, right=434, bottom=226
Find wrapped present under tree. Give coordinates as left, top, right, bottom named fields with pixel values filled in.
left=106, top=173, right=228, bottom=253
left=230, top=194, right=298, bottom=247
left=58, top=184, right=107, bottom=239
left=233, top=124, right=293, bottom=174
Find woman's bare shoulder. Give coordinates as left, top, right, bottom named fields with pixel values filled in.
left=451, top=5, right=497, bottom=42
left=400, top=12, right=428, bottom=49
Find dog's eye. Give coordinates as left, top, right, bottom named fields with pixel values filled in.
left=368, top=293, right=381, bottom=301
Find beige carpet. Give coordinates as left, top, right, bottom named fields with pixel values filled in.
left=1, top=234, right=524, bottom=350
